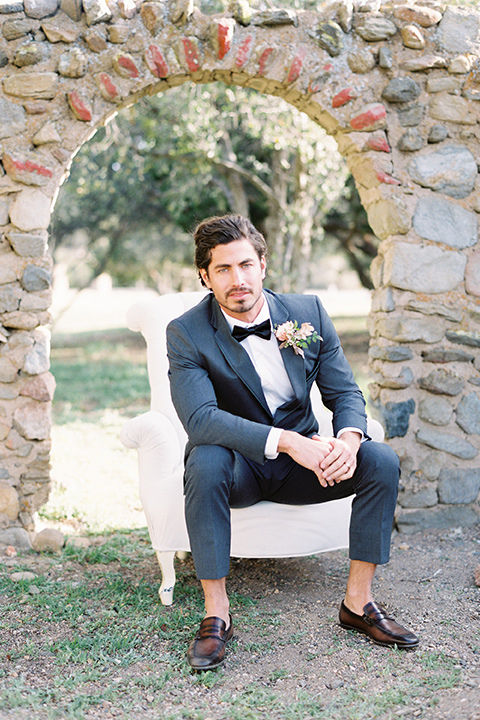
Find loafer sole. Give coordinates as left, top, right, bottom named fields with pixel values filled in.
left=339, top=620, right=419, bottom=649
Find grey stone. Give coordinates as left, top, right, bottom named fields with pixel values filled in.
left=419, top=452, right=443, bottom=481
left=418, top=396, right=453, bottom=426
left=0, top=357, right=19, bottom=383
left=406, top=300, right=461, bottom=322
left=251, top=9, right=297, bottom=26
left=21, top=265, right=52, bottom=292
left=436, top=6, right=480, bottom=55
left=0, top=481, right=19, bottom=519
left=355, top=16, right=397, bottom=41
left=83, top=0, right=111, bottom=25
left=0, top=0, right=24, bottom=11
left=0, top=50, right=7, bottom=68
left=456, top=392, right=480, bottom=434
left=347, top=47, right=375, bottom=73
left=469, top=377, right=480, bottom=387
left=58, top=47, right=88, bottom=78
left=0, top=197, right=9, bottom=226
left=382, top=77, right=421, bottom=103
left=430, top=93, right=477, bottom=125
left=416, top=428, right=477, bottom=459
left=13, top=400, right=51, bottom=440
left=446, top=330, right=480, bottom=349
left=427, top=124, right=448, bottom=144
left=376, top=366, right=414, bottom=389
left=308, top=20, right=344, bottom=56
left=427, top=77, right=463, bottom=94
left=413, top=197, right=477, bottom=250
left=371, top=287, right=394, bottom=313
left=421, top=348, right=474, bottom=364
left=13, top=42, right=50, bottom=68
left=378, top=46, right=392, bottom=69
left=60, top=0, right=82, bottom=21
left=32, top=527, right=64, bottom=552
left=398, top=129, right=423, bottom=152
left=438, top=468, right=480, bottom=504
left=381, top=398, right=415, bottom=439
left=2, top=18, right=35, bottom=40
left=418, top=368, right=465, bottom=396
left=384, top=241, right=466, bottom=294
left=23, top=335, right=50, bottom=374
left=0, top=98, right=26, bottom=140
left=398, top=487, right=438, bottom=509
left=7, top=231, right=48, bottom=257
left=397, top=506, right=479, bottom=533
left=9, top=189, right=51, bottom=232
left=466, top=252, right=480, bottom=298
left=397, top=103, right=425, bottom=127
left=24, top=0, right=59, bottom=17
left=408, top=145, right=477, bottom=199
left=375, top=316, right=445, bottom=344
left=369, top=345, right=413, bottom=362
left=0, top=284, right=21, bottom=313
left=0, top=528, right=31, bottom=549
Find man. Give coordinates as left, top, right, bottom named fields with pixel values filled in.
left=167, top=214, right=419, bottom=670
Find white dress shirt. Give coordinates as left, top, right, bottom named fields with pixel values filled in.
left=222, top=294, right=362, bottom=459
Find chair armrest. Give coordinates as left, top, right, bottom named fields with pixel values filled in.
left=120, top=410, right=182, bottom=474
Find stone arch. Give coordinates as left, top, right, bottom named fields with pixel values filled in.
left=1, top=0, right=480, bottom=536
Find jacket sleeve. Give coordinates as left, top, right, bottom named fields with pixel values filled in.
left=313, top=297, right=368, bottom=437
left=167, top=318, right=272, bottom=464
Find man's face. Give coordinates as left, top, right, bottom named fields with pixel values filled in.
left=200, top=238, right=266, bottom=322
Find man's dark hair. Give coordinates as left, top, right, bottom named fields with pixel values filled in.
left=194, top=214, right=268, bottom=287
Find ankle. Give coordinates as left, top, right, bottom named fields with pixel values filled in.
left=344, top=593, right=372, bottom=616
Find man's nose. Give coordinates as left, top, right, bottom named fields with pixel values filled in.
left=231, top=267, right=244, bottom=285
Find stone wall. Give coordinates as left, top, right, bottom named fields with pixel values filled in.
left=0, top=0, right=479, bottom=536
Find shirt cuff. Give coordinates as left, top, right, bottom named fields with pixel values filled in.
left=265, top=427, right=283, bottom=459
left=337, top=427, right=364, bottom=441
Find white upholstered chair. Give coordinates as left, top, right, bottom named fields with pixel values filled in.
left=120, top=292, right=384, bottom=605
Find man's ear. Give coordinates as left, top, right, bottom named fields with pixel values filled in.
left=260, top=255, right=267, bottom=279
left=200, top=268, right=211, bottom=288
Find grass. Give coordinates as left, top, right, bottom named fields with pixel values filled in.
left=1, top=319, right=470, bottom=720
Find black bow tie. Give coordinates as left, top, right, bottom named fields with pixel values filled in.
left=232, top=320, right=271, bottom=342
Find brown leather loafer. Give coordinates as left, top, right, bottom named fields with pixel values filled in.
left=339, top=601, right=419, bottom=649
left=187, top=615, right=234, bottom=670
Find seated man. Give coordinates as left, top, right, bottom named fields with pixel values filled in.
left=166, top=214, right=419, bottom=670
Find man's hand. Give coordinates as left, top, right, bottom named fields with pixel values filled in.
left=319, top=431, right=361, bottom=486
left=277, top=430, right=333, bottom=486
left=278, top=430, right=362, bottom=488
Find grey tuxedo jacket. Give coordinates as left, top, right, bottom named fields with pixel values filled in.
left=166, top=289, right=367, bottom=465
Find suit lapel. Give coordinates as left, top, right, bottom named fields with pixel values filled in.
left=210, top=298, right=272, bottom=417
left=265, top=292, right=307, bottom=405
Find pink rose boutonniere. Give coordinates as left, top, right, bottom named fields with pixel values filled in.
left=274, top=320, right=322, bottom=358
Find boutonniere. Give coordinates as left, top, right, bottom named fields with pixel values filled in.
left=274, top=321, right=322, bottom=358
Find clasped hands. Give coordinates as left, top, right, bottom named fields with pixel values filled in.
left=278, top=429, right=361, bottom=488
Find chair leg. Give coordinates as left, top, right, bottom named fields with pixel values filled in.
left=155, top=550, right=176, bottom=606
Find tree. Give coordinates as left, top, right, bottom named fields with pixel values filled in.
left=53, top=82, right=350, bottom=293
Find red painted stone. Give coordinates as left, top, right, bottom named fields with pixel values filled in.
left=217, top=19, right=234, bottom=60
left=67, top=91, right=92, bottom=122
left=286, top=46, right=306, bottom=84
left=145, top=45, right=169, bottom=78
left=350, top=104, right=386, bottom=131
left=376, top=170, right=401, bottom=185
left=97, top=73, right=119, bottom=101
left=332, top=87, right=358, bottom=108
left=182, top=37, right=201, bottom=72
left=117, top=54, right=139, bottom=78
left=258, top=47, right=274, bottom=76
left=366, top=135, right=391, bottom=153
left=235, top=35, right=252, bottom=68
left=3, top=153, right=53, bottom=184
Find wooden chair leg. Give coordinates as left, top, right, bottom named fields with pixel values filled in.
left=155, top=550, right=176, bottom=606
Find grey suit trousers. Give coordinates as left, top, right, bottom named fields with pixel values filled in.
left=184, top=440, right=400, bottom=579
